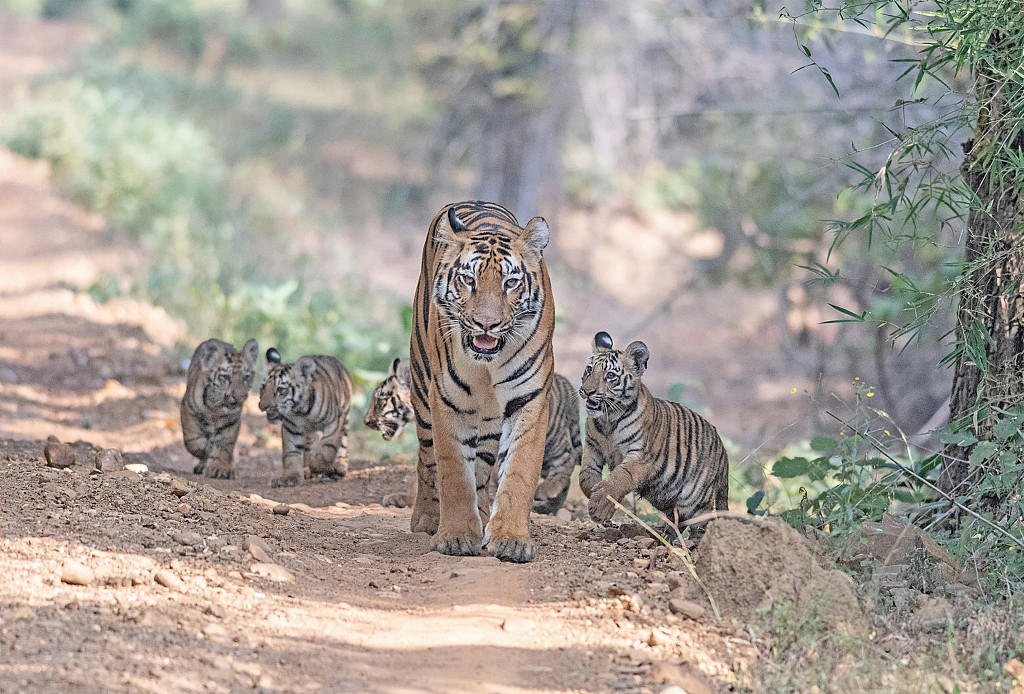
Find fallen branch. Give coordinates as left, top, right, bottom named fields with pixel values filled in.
left=678, top=509, right=770, bottom=528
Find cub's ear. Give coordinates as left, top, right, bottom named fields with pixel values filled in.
left=266, top=347, right=282, bottom=364
left=435, top=206, right=469, bottom=247
left=523, top=216, right=549, bottom=255
left=296, top=356, right=317, bottom=383
left=593, top=331, right=613, bottom=352
left=194, top=339, right=222, bottom=369
left=241, top=338, right=259, bottom=366
left=624, top=341, right=649, bottom=377
left=395, top=359, right=412, bottom=393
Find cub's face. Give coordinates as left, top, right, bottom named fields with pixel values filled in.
left=195, top=338, right=258, bottom=412
left=580, top=333, right=649, bottom=418
left=363, top=358, right=413, bottom=441
left=433, top=208, right=549, bottom=361
left=259, top=354, right=316, bottom=423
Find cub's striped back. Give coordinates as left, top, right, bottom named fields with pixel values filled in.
left=259, top=348, right=352, bottom=488
left=579, top=332, right=728, bottom=542
left=181, top=337, right=258, bottom=480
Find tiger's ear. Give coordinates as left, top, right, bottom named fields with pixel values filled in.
left=296, top=356, right=317, bottom=383
left=395, top=359, right=412, bottom=393
left=266, top=347, right=282, bottom=364
left=593, top=331, right=613, bottom=352
left=194, top=339, right=222, bottom=369
left=435, top=206, right=469, bottom=247
left=624, top=341, right=649, bottom=377
left=522, top=216, right=549, bottom=256
left=241, top=338, right=258, bottom=367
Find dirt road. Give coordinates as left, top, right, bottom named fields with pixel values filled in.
left=0, top=142, right=750, bottom=693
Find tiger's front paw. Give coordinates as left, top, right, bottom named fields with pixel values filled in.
left=431, top=527, right=482, bottom=556
left=588, top=484, right=617, bottom=523
left=201, top=460, right=235, bottom=480
left=486, top=535, right=536, bottom=563
left=578, top=472, right=601, bottom=499
left=383, top=492, right=412, bottom=508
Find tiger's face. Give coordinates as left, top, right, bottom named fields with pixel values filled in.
left=580, top=332, right=650, bottom=418
left=194, top=338, right=258, bottom=412
left=259, top=350, right=316, bottom=424
left=433, top=207, right=549, bottom=361
left=363, top=358, right=414, bottom=441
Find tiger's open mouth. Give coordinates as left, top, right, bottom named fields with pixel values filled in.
left=467, top=333, right=503, bottom=357
left=585, top=397, right=602, bottom=413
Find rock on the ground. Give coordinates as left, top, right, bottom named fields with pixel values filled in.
left=250, top=563, right=295, bottom=583
left=668, top=598, right=705, bottom=620
left=93, top=448, right=123, bottom=472
left=124, top=463, right=148, bottom=474
left=272, top=504, right=291, bottom=516
left=650, top=662, right=715, bottom=694
left=648, top=628, right=673, bottom=647
left=247, top=543, right=271, bottom=563
left=44, top=441, right=75, bottom=469
left=60, top=559, right=94, bottom=586
left=154, top=569, right=186, bottom=591
left=175, top=531, right=203, bottom=547
left=913, top=594, right=953, bottom=630
left=555, top=508, right=572, bottom=522
left=694, top=517, right=867, bottom=635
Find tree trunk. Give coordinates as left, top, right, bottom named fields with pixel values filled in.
left=940, top=30, right=1024, bottom=501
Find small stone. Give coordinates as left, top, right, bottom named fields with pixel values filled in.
left=60, top=559, right=94, bottom=586
left=648, top=628, right=672, bottom=647
left=124, top=463, right=148, bottom=474
left=154, top=569, right=186, bottom=591
left=45, top=442, right=76, bottom=469
left=668, top=586, right=687, bottom=601
left=635, top=537, right=656, bottom=549
left=177, top=503, right=191, bottom=514
left=501, top=618, right=537, bottom=633
left=369, top=580, right=380, bottom=589
left=890, top=587, right=918, bottom=612
left=650, top=662, right=714, bottom=694
left=247, top=543, right=271, bottom=563
left=632, top=557, right=648, bottom=569
left=245, top=535, right=272, bottom=555
left=93, top=449, right=123, bottom=472
left=175, top=531, right=203, bottom=547
left=666, top=574, right=684, bottom=590
left=668, top=598, right=705, bottom=620
left=913, top=595, right=953, bottom=630
left=203, top=622, right=228, bottom=639
left=168, top=479, right=190, bottom=497
left=873, top=564, right=910, bottom=589
left=272, top=504, right=291, bottom=516
left=250, top=563, right=295, bottom=583
left=555, top=508, right=572, bottom=522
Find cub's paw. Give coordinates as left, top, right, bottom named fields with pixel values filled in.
left=487, top=536, right=536, bottom=563
left=431, top=530, right=482, bottom=557
left=578, top=473, right=601, bottom=499
left=192, top=461, right=206, bottom=475
left=588, top=485, right=617, bottom=523
left=270, top=474, right=301, bottom=488
left=382, top=492, right=412, bottom=508
left=203, top=461, right=235, bottom=480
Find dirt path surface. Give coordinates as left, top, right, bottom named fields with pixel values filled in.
left=0, top=130, right=752, bottom=694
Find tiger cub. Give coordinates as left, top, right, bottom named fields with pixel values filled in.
left=259, top=348, right=352, bottom=488
left=181, top=338, right=258, bottom=480
left=579, top=332, right=729, bottom=542
left=364, top=359, right=581, bottom=514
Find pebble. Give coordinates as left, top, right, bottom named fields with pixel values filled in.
left=176, top=531, right=204, bottom=547
left=501, top=618, right=537, bottom=633
left=178, top=503, right=192, bottom=514
left=44, top=442, right=76, bottom=469
left=648, top=628, right=673, bottom=647
left=245, top=535, right=272, bottom=555
left=668, top=598, right=705, bottom=620
left=666, top=574, right=684, bottom=590
left=168, top=479, right=191, bottom=498
left=124, top=463, right=149, bottom=474
left=60, top=559, right=94, bottom=586
left=247, top=543, right=272, bottom=563
left=250, top=563, right=295, bottom=583
left=272, top=504, right=291, bottom=516
left=154, top=569, right=186, bottom=591
left=93, top=449, right=123, bottom=472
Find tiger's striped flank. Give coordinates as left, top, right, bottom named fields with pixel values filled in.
left=258, top=348, right=352, bottom=488
left=579, top=332, right=729, bottom=543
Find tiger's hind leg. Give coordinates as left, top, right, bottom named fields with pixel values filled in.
left=533, top=430, right=578, bottom=514
left=410, top=439, right=440, bottom=534
left=307, top=414, right=349, bottom=480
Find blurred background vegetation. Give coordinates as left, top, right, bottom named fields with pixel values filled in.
left=0, top=0, right=975, bottom=548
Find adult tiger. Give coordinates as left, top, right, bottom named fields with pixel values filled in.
left=259, top=348, right=352, bottom=487
left=181, top=337, right=258, bottom=480
left=366, top=360, right=580, bottom=515
left=410, top=201, right=555, bottom=562
left=579, top=332, right=729, bottom=544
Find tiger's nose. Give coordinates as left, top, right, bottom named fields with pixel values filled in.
left=475, top=318, right=500, bottom=333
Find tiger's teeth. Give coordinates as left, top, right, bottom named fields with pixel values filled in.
left=473, top=335, right=498, bottom=350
